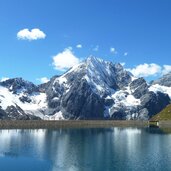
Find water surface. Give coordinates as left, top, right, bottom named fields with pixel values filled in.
left=0, top=127, right=171, bottom=171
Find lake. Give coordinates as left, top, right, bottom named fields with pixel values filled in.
left=0, top=127, right=171, bottom=171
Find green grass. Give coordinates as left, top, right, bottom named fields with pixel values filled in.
left=151, top=104, right=171, bottom=121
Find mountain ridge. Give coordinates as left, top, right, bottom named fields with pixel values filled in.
left=0, top=56, right=171, bottom=120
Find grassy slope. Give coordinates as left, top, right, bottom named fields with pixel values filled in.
left=151, top=104, right=171, bottom=121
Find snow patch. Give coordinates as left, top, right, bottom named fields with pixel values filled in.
left=57, top=76, right=67, bottom=85
left=149, top=84, right=171, bottom=98
left=44, top=111, right=64, bottom=120
left=112, top=90, right=140, bottom=107
left=83, top=57, right=117, bottom=96
left=0, top=85, right=47, bottom=117
left=0, top=86, right=15, bottom=109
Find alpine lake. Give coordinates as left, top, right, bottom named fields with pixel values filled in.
left=0, top=125, right=171, bottom=171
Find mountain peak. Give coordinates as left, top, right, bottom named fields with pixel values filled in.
left=87, top=55, right=103, bottom=62
left=85, top=56, right=124, bottom=71
left=152, top=72, right=171, bottom=87
left=86, top=56, right=111, bottom=65
left=0, top=77, right=38, bottom=94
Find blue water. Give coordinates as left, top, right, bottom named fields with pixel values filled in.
left=0, top=127, right=171, bottom=171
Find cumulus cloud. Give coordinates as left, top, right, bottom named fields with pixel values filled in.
left=124, top=52, right=128, bottom=56
left=0, top=77, right=9, bottom=82
left=127, top=63, right=162, bottom=77
left=93, top=45, right=99, bottom=51
left=76, top=44, right=82, bottom=48
left=37, top=77, right=50, bottom=84
left=110, top=47, right=117, bottom=54
left=17, top=28, right=46, bottom=41
left=52, top=48, right=80, bottom=71
left=127, top=63, right=171, bottom=77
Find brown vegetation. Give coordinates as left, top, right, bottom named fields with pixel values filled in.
left=0, top=120, right=147, bottom=129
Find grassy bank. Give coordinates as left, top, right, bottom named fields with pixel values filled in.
left=0, top=120, right=148, bottom=129
left=151, top=104, right=171, bottom=121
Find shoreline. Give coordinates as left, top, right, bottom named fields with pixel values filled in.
left=0, top=120, right=148, bottom=129
left=0, top=120, right=171, bottom=129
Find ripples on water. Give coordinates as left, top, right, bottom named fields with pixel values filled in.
left=0, top=127, right=171, bottom=171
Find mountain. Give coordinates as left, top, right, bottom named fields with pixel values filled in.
left=149, top=73, right=171, bottom=100
left=0, top=56, right=171, bottom=120
left=151, top=72, right=171, bottom=87
left=0, top=78, right=43, bottom=120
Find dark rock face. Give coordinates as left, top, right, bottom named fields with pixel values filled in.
left=19, top=96, right=32, bottom=103
left=152, top=72, right=171, bottom=87
left=61, top=80, right=104, bottom=119
left=0, top=108, right=7, bottom=119
left=130, top=78, right=149, bottom=99
left=1, top=105, right=41, bottom=120
left=103, top=98, right=114, bottom=106
left=0, top=78, right=39, bottom=94
left=113, top=63, right=132, bottom=89
left=111, top=110, right=127, bottom=120
left=140, top=91, right=170, bottom=117
left=38, top=75, right=59, bottom=93
left=46, top=81, right=63, bottom=108
left=138, top=108, right=149, bottom=119
left=110, top=104, right=140, bottom=120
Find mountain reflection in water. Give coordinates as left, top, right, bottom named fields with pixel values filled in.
left=0, top=127, right=171, bottom=171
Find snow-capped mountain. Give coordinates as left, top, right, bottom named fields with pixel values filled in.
left=0, top=57, right=170, bottom=120
left=0, top=78, right=46, bottom=120
left=149, top=72, right=171, bottom=99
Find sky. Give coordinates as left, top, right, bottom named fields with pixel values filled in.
left=0, top=0, right=171, bottom=84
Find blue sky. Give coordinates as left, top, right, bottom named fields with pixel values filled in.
left=0, top=0, right=171, bottom=84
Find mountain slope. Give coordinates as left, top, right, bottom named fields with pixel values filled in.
left=151, top=72, right=171, bottom=87
left=0, top=56, right=170, bottom=120
left=0, top=79, right=47, bottom=119
left=151, top=104, right=171, bottom=121
left=44, top=57, right=170, bottom=120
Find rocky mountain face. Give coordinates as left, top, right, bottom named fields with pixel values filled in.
left=151, top=72, right=171, bottom=87
left=0, top=57, right=171, bottom=120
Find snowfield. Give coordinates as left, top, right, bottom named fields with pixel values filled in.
left=0, top=85, right=47, bottom=118
left=149, top=84, right=171, bottom=98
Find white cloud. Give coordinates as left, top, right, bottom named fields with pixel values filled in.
left=110, top=47, right=115, bottom=52
left=162, top=65, right=171, bottom=75
left=0, top=77, right=9, bottom=82
left=17, top=28, right=46, bottom=41
left=52, top=48, right=80, bottom=71
left=124, top=52, right=128, bottom=56
left=37, top=77, right=50, bottom=84
left=93, top=45, right=99, bottom=51
left=127, top=63, right=162, bottom=77
left=110, top=47, right=117, bottom=54
left=127, top=63, right=171, bottom=77
left=76, top=44, right=82, bottom=48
